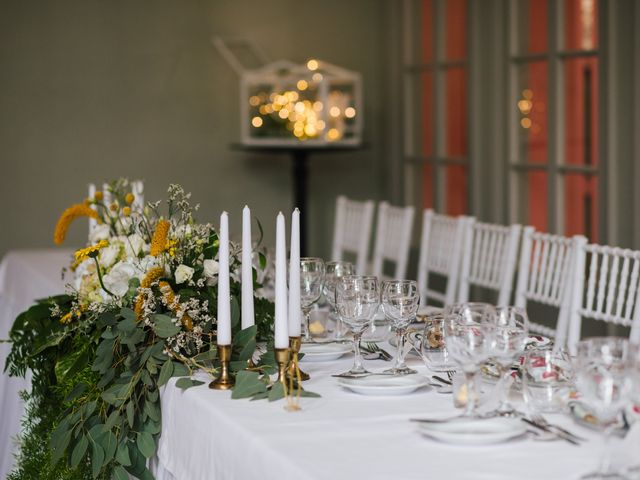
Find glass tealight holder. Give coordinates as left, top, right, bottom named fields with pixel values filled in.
left=419, top=313, right=456, bottom=372
left=522, top=348, right=574, bottom=414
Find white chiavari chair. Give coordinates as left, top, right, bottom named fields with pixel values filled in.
left=331, top=195, right=375, bottom=275
left=514, top=227, right=587, bottom=345
left=371, top=202, right=415, bottom=280
left=417, top=209, right=471, bottom=307
left=566, top=242, right=640, bottom=353
left=458, top=220, right=522, bottom=306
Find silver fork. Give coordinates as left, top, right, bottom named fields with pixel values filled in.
left=529, top=414, right=587, bottom=442
left=446, top=370, right=455, bottom=382
left=365, top=342, right=393, bottom=361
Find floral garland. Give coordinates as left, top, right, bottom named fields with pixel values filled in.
left=5, top=179, right=286, bottom=480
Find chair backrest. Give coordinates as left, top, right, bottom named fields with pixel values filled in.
left=566, top=242, right=640, bottom=353
left=331, top=195, right=375, bottom=275
left=458, top=220, right=522, bottom=306
left=417, top=209, right=470, bottom=307
left=371, top=202, right=415, bottom=280
left=514, top=227, right=587, bottom=343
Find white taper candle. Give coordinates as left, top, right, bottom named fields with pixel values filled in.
left=274, top=212, right=289, bottom=349
left=241, top=206, right=255, bottom=329
left=217, top=211, right=232, bottom=345
left=288, top=208, right=301, bottom=337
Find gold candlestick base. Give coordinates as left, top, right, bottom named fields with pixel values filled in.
left=288, top=336, right=310, bottom=381
left=209, top=344, right=234, bottom=390
left=274, top=347, right=291, bottom=385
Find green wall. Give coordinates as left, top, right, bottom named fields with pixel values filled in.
left=0, top=0, right=389, bottom=259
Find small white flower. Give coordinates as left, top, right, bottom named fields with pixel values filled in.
left=102, top=261, right=136, bottom=297
left=89, top=224, right=110, bottom=243
left=175, top=264, right=194, bottom=284
left=99, top=244, right=120, bottom=269
left=125, top=233, right=145, bottom=258
left=203, top=259, right=219, bottom=278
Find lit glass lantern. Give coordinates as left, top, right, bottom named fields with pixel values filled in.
left=241, top=59, right=362, bottom=146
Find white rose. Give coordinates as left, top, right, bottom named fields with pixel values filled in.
left=125, top=233, right=145, bottom=258
left=102, top=261, right=136, bottom=297
left=175, top=264, right=194, bottom=284
left=99, top=244, right=120, bottom=269
left=89, top=224, right=110, bottom=243
left=203, top=259, right=219, bottom=278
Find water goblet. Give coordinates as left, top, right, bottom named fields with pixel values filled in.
left=323, top=261, right=355, bottom=339
left=574, top=337, right=635, bottom=480
left=487, top=306, right=529, bottom=416
left=335, top=275, right=380, bottom=376
left=443, top=313, right=494, bottom=417
left=522, top=348, right=574, bottom=414
left=381, top=280, right=420, bottom=375
left=300, top=257, right=325, bottom=342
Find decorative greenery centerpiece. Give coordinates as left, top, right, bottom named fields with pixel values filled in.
left=4, top=179, right=292, bottom=480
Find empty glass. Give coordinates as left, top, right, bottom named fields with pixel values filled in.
left=522, top=348, right=574, bottom=414
left=381, top=280, right=420, bottom=375
left=335, top=275, right=380, bottom=376
left=444, top=302, right=496, bottom=324
left=300, top=257, right=325, bottom=342
left=419, top=312, right=456, bottom=372
left=323, top=261, right=355, bottom=339
left=574, top=337, right=636, bottom=480
left=487, top=306, right=529, bottom=415
left=443, top=313, right=494, bottom=417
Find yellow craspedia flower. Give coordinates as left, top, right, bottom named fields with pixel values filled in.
left=159, top=281, right=193, bottom=331
left=94, top=191, right=103, bottom=201
left=53, top=204, right=101, bottom=245
left=74, top=239, right=109, bottom=263
left=150, top=219, right=170, bottom=256
left=125, top=192, right=135, bottom=205
left=123, top=206, right=131, bottom=216
left=60, top=312, right=73, bottom=324
left=109, top=202, right=118, bottom=212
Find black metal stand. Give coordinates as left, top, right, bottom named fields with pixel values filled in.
left=231, top=143, right=363, bottom=256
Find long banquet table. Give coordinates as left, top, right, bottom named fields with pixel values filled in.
left=1, top=250, right=639, bottom=480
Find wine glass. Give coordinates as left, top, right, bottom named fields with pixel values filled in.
left=335, top=275, right=380, bottom=376
left=323, top=261, right=355, bottom=339
left=381, top=280, right=420, bottom=375
left=443, top=312, right=494, bottom=417
left=444, top=302, right=495, bottom=323
left=419, top=312, right=457, bottom=372
left=300, top=258, right=325, bottom=342
left=574, top=337, right=636, bottom=480
left=486, top=306, right=529, bottom=416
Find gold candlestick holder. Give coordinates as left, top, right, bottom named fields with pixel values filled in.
left=274, top=347, right=291, bottom=385
left=288, top=336, right=310, bottom=381
left=209, top=344, right=234, bottom=390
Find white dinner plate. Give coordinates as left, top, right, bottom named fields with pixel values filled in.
left=417, top=417, right=527, bottom=445
left=337, top=375, right=430, bottom=396
left=299, top=343, right=352, bottom=362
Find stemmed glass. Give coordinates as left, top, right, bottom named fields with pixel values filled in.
left=381, top=280, right=420, bottom=375
left=486, top=306, right=529, bottom=416
left=335, top=275, right=380, bottom=376
left=300, top=257, right=325, bottom=342
left=574, top=337, right=636, bottom=480
left=323, top=261, right=355, bottom=339
left=443, top=312, right=494, bottom=417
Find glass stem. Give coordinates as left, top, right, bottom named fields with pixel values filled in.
left=597, top=424, right=615, bottom=474
left=352, top=332, right=363, bottom=372
left=463, top=371, right=479, bottom=417
left=303, top=307, right=311, bottom=341
left=497, top=367, right=514, bottom=413
left=394, top=328, right=407, bottom=370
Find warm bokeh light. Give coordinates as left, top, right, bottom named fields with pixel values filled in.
left=329, top=106, right=341, bottom=117
left=251, top=116, right=263, bottom=128
left=306, top=59, right=319, bottom=71
left=296, top=79, right=308, bottom=91
left=312, top=73, right=323, bottom=82
left=520, top=118, right=532, bottom=129
left=327, top=128, right=341, bottom=141
left=344, top=107, right=356, bottom=118
left=249, top=96, right=261, bottom=107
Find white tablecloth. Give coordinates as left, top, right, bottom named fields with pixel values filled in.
left=2, top=250, right=639, bottom=480
left=0, top=249, right=72, bottom=479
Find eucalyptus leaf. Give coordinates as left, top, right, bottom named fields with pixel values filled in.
left=158, top=359, right=173, bottom=386
left=153, top=314, right=180, bottom=338
left=90, top=442, right=104, bottom=479
left=175, top=377, right=204, bottom=389
left=115, top=442, right=131, bottom=467
left=113, top=465, right=129, bottom=480
left=268, top=382, right=286, bottom=402
left=70, top=434, right=89, bottom=468
left=231, top=371, right=267, bottom=399
left=136, top=431, right=155, bottom=458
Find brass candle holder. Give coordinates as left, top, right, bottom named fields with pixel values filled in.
left=209, top=344, right=234, bottom=390
left=274, top=347, right=291, bottom=385
left=288, top=336, right=310, bottom=381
